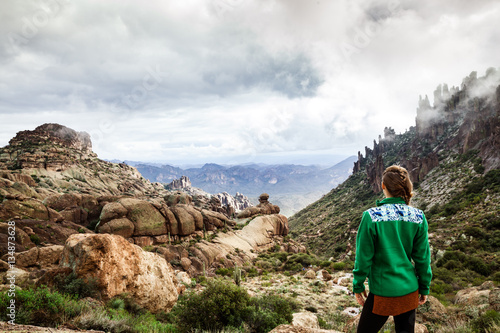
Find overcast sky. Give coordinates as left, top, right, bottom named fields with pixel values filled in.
left=1, top=0, right=499, bottom=166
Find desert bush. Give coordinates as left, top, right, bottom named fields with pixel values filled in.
left=283, top=253, right=319, bottom=271
left=470, top=310, right=500, bottom=333
left=0, top=286, right=85, bottom=326
left=246, top=293, right=299, bottom=333
left=170, top=279, right=251, bottom=332
left=216, top=267, right=233, bottom=276
left=30, top=234, right=40, bottom=245
left=169, top=278, right=296, bottom=333
left=54, top=272, right=99, bottom=299
left=333, top=262, right=346, bottom=271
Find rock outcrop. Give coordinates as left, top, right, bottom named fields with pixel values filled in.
left=60, top=233, right=178, bottom=313
left=353, top=69, right=500, bottom=192
left=166, top=175, right=191, bottom=190
left=237, top=193, right=280, bottom=218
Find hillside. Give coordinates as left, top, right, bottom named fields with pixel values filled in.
left=289, top=69, right=500, bottom=296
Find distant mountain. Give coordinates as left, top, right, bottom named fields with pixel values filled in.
left=135, top=157, right=357, bottom=216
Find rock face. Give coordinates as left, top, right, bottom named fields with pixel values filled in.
left=353, top=69, right=500, bottom=192
left=1, top=123, right=93, bottom=171
left=60, top=233, right=178, bottom=313
left=166, top=175, right=191, bottom=190
left=237, top=193, right=280, bottom=218
left=2, top=245, right=63, bottom=268
left=165, top=176, right=252, bottom=216
left=214, top=192, right=252, bottom=213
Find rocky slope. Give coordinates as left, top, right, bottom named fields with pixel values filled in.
left=289, top=69, right=500, bottom=288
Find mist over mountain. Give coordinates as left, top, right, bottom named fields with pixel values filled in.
left=289, top=69, right=500, bottom=298
left=135, top=157, right=356, bottom=216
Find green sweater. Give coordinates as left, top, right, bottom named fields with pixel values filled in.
left=352, top=197, right=432, bottom=297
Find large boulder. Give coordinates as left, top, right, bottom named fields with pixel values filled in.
left=98, top=218, right=135, bottom=238
left=237, top=193, right=280, bottom=218
left=0, top=198, right=49, bottom=221
left=292, top=312, right=320, bottom=329
left=99, top=199, right=168, bottom=237
left=2, top=245, right=63, bottom=268
left=60, top=234, right=178, bottom=313
left=454, top=287, right=491, bottom=306
left=0, top=222, right=35, bottom=256
left=99, top=201, right=128, bottom=223
left=43, top=193, right=80, bottom=212
left=119, top=198, right=167, bottom=236
left=170, top=205, right=195, bottom=236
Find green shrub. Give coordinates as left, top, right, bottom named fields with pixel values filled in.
left=284, top=253, right=318, bottom=270
left=0, top=286, right=85, bottom=326
left=170, top=279, right=251, bottom=332
left=247, top=267, right=259, bottom=277
left=333, top=262, right=346, bottom=271
left=215, top=267, right=232, bottom=276
left=30, top=234, right=40, bottom=245
left=470, top=310, right=500, bottom=333
left=54, top=272, right=99, bottom=299
left=169, top=279, right=296, bottom=333
left=246, top=294, right=299, bottom=333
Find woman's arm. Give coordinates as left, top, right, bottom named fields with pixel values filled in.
left=352, top=212, right=375, bottom=294
left=412, top=214, right=432, bottom=295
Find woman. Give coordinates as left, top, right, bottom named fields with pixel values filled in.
left=353, top=165, right=432, bottom=333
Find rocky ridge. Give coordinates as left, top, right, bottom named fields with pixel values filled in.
left=166, top=175, right=252, bottom=215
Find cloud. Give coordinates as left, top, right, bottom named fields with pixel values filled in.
left=1, top=0, right=499, bottom=165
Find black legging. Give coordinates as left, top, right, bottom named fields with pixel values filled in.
left=357, top=293, right=416, bottom=333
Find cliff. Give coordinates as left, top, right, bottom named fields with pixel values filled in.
left=354, top=69, right=500, bottom=193
left=289, top=69, right=500, bottom=286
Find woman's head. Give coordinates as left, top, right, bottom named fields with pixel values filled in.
left=382, top=165, right=413, bottom=205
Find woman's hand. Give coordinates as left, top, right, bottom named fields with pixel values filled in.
left=419, top=294, right=428, bottom=305
left=355, top=291, right=368, bottom=306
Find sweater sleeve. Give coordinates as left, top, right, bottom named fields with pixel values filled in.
left=412, top=214, right=432, bottom=295
left=352, top=211, right=374, bottom=294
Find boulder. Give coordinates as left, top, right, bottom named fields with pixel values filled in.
left=0, top=222, right=35, bottom=256
left=2, top=245, right=63, bottom=268
left=201, top=209, right=228, bottom=230
left=0, top=198, right=49, bottom=220
left=237, top=193, right=280, bottom=218
left=292, top=312, right=320, bottom=329
left=43, top=193, right=81, bottom=212
left=418, top=295, right=446, bottom=323
left=182, top=205, right=204, bottom=230
left=180, top=257, right=192, bottom=271
left=99, top=201, right=128, bottom=223
left=170, top=205, right=195, bottom=236
left=98, top=218, right=135, bottom=238
left=2, top=267, right=30, bottom=287
left=60, top=233, right=178, bottom=313
left=176, top=271, right=192, bottom=286
left=305, top=269, right=316, bottom=279
left=60, top=207, right=88, bottom=225
left=321, top=270, right=333, bottom=281
left=0, top=259, right=9, bottom=272
left=119, top=198, right=167, bottom=236
left=134, top=236, right=154, bottom=247
left=454, top=287, right=490, bottom=306
left=165, top=192, right=192, bottom=206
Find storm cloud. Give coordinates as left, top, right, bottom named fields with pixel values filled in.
left=1, top=0, right=499, bottom=165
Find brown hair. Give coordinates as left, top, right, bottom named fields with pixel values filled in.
left=382, top=165, right=413, bottom=205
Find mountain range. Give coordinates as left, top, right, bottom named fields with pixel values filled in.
left=132, top=157, right=356, bottom=216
